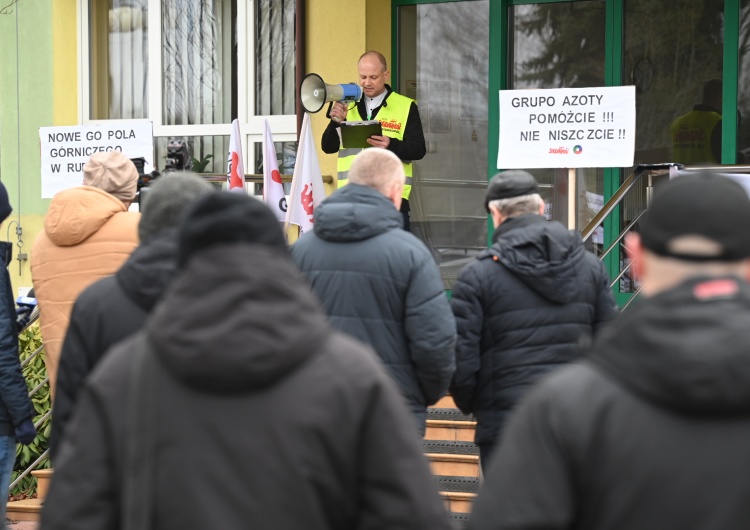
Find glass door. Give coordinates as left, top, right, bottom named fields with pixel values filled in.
left=396, top=1, right=491, bottom=289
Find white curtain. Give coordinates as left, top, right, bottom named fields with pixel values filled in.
left=162, top=0, right=228, bottom=126
left=256, top=0, right=295, bottom=115
left=108, top=0, right=148, bottom=118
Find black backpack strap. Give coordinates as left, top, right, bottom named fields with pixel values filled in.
left=122, top=333, right=159, bottom=530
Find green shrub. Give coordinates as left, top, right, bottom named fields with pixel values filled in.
left=9, top=323, right=51, bottom=500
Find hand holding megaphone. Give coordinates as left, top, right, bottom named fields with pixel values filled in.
left=328, top=102, right=349, bottom=123
left=300, top=73, right=363, bottom=123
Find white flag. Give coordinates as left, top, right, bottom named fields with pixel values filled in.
left=262, top=120, right=287, bottom=222
left=285, top=113, right=326, bottom=234
left=227, top=119, right=246, bottom=193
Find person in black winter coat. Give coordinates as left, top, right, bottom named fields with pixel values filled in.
left=470, top=173, right=750, bottom=530
left=49, top=173, right=214, bottom=461
left=0, top=182, right=36, bottom=526
left=290, top=148, right=456, bottom=435
left=450, top=170, right=618, bottom=468
left=40, top=192, right=453, bottom=530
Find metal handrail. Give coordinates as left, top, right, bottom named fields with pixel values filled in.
left=9, top=449, right=49, bottom=491
left=9, top=312, right=52, bottom=493
left=581, top=163, right=680, bottom=243
left=599, top=211, right=646, bottom=262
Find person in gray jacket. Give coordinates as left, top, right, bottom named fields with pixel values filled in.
left=291, top=148, right=456, bottom=434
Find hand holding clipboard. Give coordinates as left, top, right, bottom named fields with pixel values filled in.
left=340, top=121, right=384, bottom=149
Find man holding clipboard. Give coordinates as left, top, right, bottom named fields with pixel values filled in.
left=321, top=51, right=426, bottom=231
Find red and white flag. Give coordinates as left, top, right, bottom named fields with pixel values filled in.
left=227, top=119, right=245, bottom=193
left=285, top=113, right=326, bottom=235
left=262, top=120, right=287, bottom=222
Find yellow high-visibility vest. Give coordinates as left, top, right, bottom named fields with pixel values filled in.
left=337, top=92, right=414, bottom=200
left=670, top=109, right=721, bottom=164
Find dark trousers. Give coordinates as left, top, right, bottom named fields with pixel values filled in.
left=479, top=443, right=495, bottom=473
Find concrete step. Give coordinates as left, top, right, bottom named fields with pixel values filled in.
left=427, top=408, right=474, bottom=422
left=427, top=453, right=480, bottom=479
left=441, top=491, right=476, bottom=514
left=6, top=469, right=53, bottom=522
left=423, top=440, right=478, bottom=456
left=434, top=395, right=458, bottom=409
left=6, top=498, right=42, bottom=523
left=425, top=419, right=476, bottom=442
left=436, top=475, right=480, bottom=494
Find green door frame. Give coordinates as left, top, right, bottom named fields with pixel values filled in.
left=392, top=0, right=742, bottom=305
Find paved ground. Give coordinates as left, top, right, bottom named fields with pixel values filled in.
left=8, top=521, right=37, bottom=529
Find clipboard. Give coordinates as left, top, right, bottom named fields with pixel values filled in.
left=340, top=120, right=382, bottom=149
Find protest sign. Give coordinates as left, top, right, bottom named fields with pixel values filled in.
left=498, top=86, right=635, bottom=169
left=39, top=120, right=154, bottom=198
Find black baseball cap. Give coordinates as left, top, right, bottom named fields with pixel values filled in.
left=485, top=170, right=540, bottom=212
left=640, top=173, right=750, bottom=261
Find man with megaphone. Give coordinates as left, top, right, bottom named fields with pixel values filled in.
left=320, top=51, right=426, bottom=231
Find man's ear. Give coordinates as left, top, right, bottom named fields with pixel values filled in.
left=390, top=180, right=403, bottom=211
left=489, top=204, right=504, bottom=229
left=625, top=232, right=645, bottom=281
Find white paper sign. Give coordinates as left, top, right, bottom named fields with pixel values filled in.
left=39, top=120, right=154, bottom=198
left=498, top=86, right=635, bottom=169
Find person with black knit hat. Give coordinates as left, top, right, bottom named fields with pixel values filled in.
left=471, top=172, right=750, bottom=530
left=0, top=182, right=37, bottom=527
left=450, top=169, right=618, bottom=469
left=40, top=192, right=453, bottom=530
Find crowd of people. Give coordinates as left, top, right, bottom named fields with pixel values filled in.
left=1, top=50, right=748, bottom=530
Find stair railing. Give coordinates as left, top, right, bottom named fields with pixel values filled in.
left=582, top=163, right=750, bottom=307
left=9, top=307, right=51, bottom=493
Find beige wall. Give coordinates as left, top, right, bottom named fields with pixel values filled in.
left=307, top=0, right=392, bottom=184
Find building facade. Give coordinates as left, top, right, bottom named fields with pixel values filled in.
left=2, top=0, right=750, bottom=304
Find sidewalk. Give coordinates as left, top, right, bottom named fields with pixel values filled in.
left=8, top=521, right=37, bottom=529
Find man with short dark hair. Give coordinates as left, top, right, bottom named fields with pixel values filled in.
left=49, top=173, right=214, bottom=460
left=470, top=173, right=750, bottom=530
left=450, top=170, right=618, bottom=468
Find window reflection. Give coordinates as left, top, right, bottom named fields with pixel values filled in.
left=624, top=0, right=724, bottom=165
left=398, top=1, right=490, bottom=289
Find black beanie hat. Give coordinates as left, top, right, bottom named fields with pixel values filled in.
left=0, top=182, right=12, bottom=224
left=177, top=192, right=287, bottom=268
left=485, top=170, right=540, bottom=212
left=640, top=173, right=750, bottom=261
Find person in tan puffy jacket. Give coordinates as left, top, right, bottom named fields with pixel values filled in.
left=31, top=151, right=140, bottom=398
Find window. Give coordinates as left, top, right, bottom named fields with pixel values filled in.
left=84, top=0, right=298, bottom=175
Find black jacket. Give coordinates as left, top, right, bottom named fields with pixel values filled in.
left=0, top=242, right=33, bottom=436
left=50, top=229, right=179, bottom=460
left=450, top=214, right=618, bottom=447
left=321, top=84, right=426, bottom=163
left=471, top=276, right=750, bottom=530
left=41, top=245, right=452, bottom=530
left=290, top=184, right=456, bottom=431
